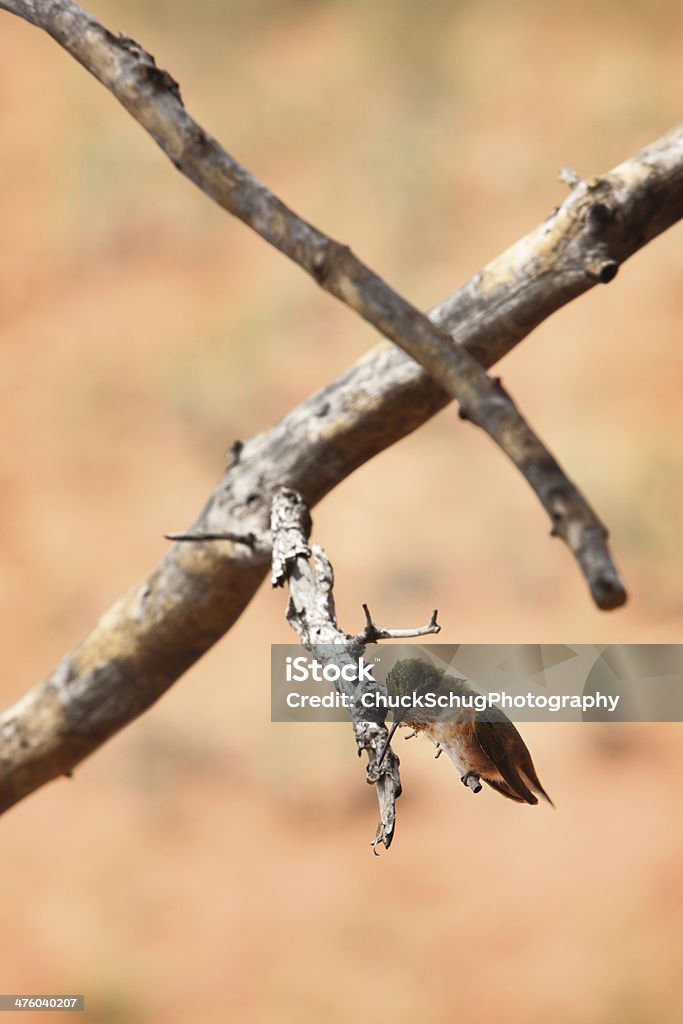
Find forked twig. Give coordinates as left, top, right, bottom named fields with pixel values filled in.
left=271, top=487, right=441, bottom=851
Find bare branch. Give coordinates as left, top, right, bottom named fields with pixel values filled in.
left=0, top=0, right=626, bottom=607
left=164, top=531, right=256, bottom=547
left=0, top=20, right=678, bottom=814
left=269, top=488, right=403, bottom=851
left=355, top=604, right=441, bottom=644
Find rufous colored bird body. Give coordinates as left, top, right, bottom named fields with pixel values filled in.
left=383, top=658, right=553, bottom=806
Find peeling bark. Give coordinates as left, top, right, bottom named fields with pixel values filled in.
left=270, top=488, right=440, bottom=850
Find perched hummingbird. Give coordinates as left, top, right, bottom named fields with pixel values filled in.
left=380, top=658, right=553, bottom=806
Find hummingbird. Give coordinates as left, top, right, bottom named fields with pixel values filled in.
left=378, top=658, right=553, bottom=806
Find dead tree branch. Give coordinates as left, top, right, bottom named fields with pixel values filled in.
left=0, top=3, right=680, bottom=815
left=0, top=0, right=627, bottom=607
left=357, top=605, right=440, bottom=644
left=270, top=487, right=440, bottom=850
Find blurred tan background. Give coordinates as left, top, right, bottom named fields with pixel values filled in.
left=1, top=1, right=682, bottom=1021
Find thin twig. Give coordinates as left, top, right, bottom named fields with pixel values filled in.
left=559, top=165, right=582, bottom=188
left=164, top=531, right=256, bottom=547
left=355, top=604, right=441, bottom=644
left=1, top=0, right=626, bottom=608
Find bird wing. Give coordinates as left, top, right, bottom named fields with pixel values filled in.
left=482, top=777, right=527, bottom=803
left=473, top=709, right=539, bottom=805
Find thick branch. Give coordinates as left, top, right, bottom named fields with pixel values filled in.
left=0, top=0, right=626, bottom=607
left=0, top=64, right=679, bottom=811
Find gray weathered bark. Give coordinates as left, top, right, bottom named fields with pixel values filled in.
left=270, top=487, right=441, bottom=849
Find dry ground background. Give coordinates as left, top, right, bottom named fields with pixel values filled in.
left=1, top=1, right=682, bottom=1021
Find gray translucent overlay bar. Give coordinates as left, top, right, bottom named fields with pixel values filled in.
left=271, top=644, right=683, bottom=722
